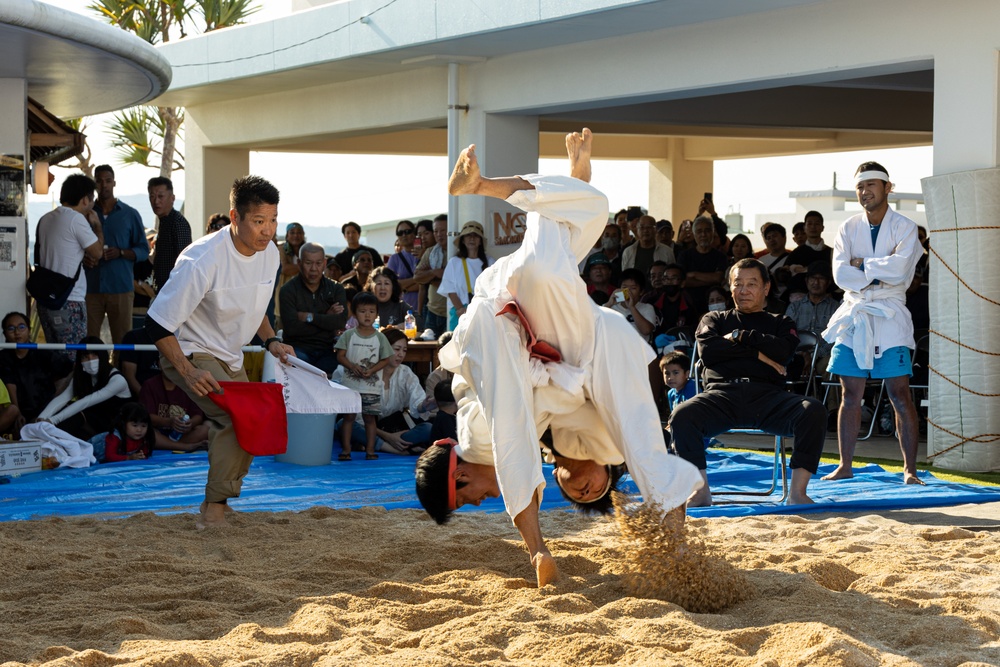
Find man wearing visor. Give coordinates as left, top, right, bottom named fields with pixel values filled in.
left=414, top=129, right=701, bottom=588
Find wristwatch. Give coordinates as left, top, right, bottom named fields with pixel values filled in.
left=729, top=329, right=741, bottom=343
left=306, top=313, right=314, bottom=323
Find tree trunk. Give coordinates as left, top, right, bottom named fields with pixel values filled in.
left=158, top=106, right=181, bottom=178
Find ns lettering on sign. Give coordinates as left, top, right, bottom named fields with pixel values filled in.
left=493, top=211, right=526, bottom=245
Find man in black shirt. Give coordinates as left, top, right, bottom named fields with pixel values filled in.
left=668, top=258, right=826, bottom=506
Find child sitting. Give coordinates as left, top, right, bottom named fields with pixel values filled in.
left=138, top=373, right=210, bottom=451
left=104, top=402, right=155, bottom=462
left=428, top=379, right=458, bottom=444
left=660, top=351, right=713, bottom=449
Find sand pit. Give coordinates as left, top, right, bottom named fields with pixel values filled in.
left=1, top=506, right=998, bottom=666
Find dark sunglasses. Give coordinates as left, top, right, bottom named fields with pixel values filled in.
left=396, top=228, right=415, bottom=237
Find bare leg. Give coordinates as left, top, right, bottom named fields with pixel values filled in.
left=686, top=469, right=712, bottom=507
left=363, top=414, right=379, bottom=458
left=339, top=414, right=355, bottom=459
left=822, top=375, right=865, bottom=480
left=787, top=467, right=815, bottom=504
left=447, top=144, right=532, bottom=199
left=512, top=495, right=558, bottom=587
left=885, top=375, right=924, bottom=485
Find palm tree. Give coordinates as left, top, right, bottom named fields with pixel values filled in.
left=88, top=0, right=259, bottom=178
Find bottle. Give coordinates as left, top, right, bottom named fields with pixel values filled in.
left=168, top=414, right=190, bottom=442
left=404, top=310, right=417, bottom=339
left=373, top=316, right=380, bottom=330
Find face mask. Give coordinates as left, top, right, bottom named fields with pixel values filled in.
left=663, top=285, right=681, bottom=297
left=81, top=359, right=99, bottom=376
left=601, top=237, right=620, bottom=253
left=708, top=302, right=727, bottom=312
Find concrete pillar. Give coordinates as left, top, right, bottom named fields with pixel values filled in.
left=0, top=79, right=28, bottom=318
left=455, top=112, right=539, bottom=259
left=932, top=47, right=1000, bottom=175
left=184, top=113, right=249, bottom=240
left=922, top=47, right=1000, bottom=470
left=648, top=139, right=713, bottom=224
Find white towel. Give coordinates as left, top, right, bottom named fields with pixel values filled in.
left=273, top=356, right=362, bottom=415
left=20, top=422, right=95, bottom=468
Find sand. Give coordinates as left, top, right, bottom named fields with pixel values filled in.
left=1, top=506, right=998, bottom=667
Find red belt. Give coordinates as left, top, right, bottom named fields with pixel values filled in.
left=495, top=300, right=562, bottom=363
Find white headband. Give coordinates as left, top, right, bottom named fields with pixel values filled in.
left=856, top=170, right=889, bottom=184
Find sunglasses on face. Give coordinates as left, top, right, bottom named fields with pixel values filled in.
left=396, top=229, right=414, bottom=237
left=4, top=323, right=27, bottom=333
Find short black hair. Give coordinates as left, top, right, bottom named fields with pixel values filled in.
left=804, top=210, right=824, bottom=223
left=764, top=223, right=787, bottom=239
left=730, top=257, right=771, bottom=286
left=553, top=464, right=625, bottom=516
left=94, top=164, right=114, bottom=178
left=792, top=222, right=805, bottom=235
left=433, top=213, right=448, bottom=224
left=619, top=268, right=647, bottom=292
left=342, top=221, right=362, bottom=235
left=603, top=223, right=621, bottom=239
left=352, top=290, right=378, bottom=312
left=147, top=176, right=173, bottom=192
left=434, top=379, right=455, bottom=405
left=663, top=263, right=686, bottom=279
left=660, top=350, right=691, bottom=372
left=2, top=311, right=28, bottom=330
left=416, top=219, right=434, bottom=234
left=415, top=443, right=467, bottom=524
left=364, top=266, right=402, bottom=302
left=59, top=174, right=95, bottom=207
left=855, top=161, right=890, bottom=180
left=437, top=330, right=453, bottom=348
left=230, top=175, right=280, bottom=220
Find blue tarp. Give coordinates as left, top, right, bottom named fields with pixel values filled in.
left=1, top=449, right=998, bottom=522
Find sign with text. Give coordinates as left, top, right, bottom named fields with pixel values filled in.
left=492, top=210, right=526, bottom=246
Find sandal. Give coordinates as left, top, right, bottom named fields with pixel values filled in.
left=338, top=451, right=352, bottom=461
left=365, top=453, right=379, bottom=460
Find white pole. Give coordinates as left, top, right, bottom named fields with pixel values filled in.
left=447, top=61, right=460, bottom=260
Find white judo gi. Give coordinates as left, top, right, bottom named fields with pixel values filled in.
left=823, top=207, right=922, bottom=369
left=439, top=174, right=701, bottom=522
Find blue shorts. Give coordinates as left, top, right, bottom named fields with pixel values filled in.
left=829, top=344, right=912, bottom=379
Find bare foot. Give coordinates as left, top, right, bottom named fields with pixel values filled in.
left=821, top=465, right=854, bottom=481
left=787, top=492, right=815, bottom=505
left=196, top=502, right=230, bottom=531
left=565, top=128, right=593, bottom=183
left=448, top=144, right=482, bottom=195
left=533, top=553, right=559, bottom=588
left=904, top=473, right=926, bottom=485
left=686, top=484, right=713, bottom=508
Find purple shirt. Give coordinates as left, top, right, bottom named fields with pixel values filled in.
left=387, top=250, right=419, bottom=311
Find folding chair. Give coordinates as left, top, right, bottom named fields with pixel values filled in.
left=689, top=346, right=789, bottom=504
left=786, top=330, right=821, bottom=397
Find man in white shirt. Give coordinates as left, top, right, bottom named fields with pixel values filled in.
left=822, top=161, right=923, bottom=485
left=146, top=175, right=295, bottom=530
left=414, top=129, right=701, bottom=587
left=35, top=174, right=104, bottom=361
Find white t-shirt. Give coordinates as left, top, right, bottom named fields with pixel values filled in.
left=37, top=206, right=98, bottom=303
left=439, top=256, right=494, bottom=307
left=147, top=229, right=279, bottom=371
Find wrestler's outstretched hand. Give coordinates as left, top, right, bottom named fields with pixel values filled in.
left=566, top=128, right=593, bottom=183
left=448, top=144, right=482, bottom=195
